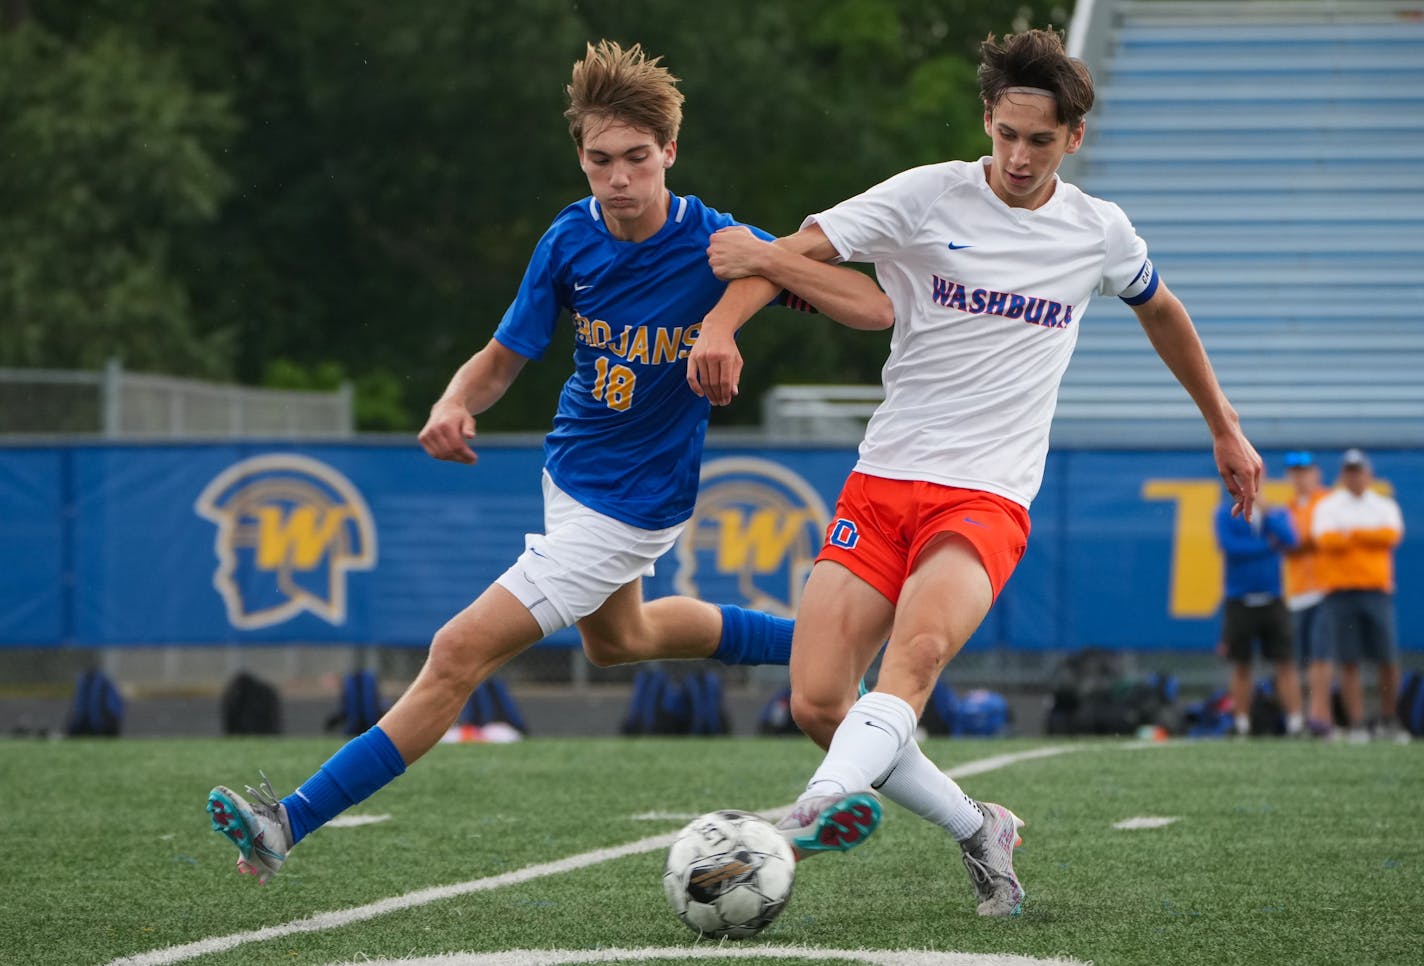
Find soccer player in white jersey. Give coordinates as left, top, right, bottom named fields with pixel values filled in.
left=688, top=28, right=1263, bottom=916
left=204, top=40, right=892, bottom=884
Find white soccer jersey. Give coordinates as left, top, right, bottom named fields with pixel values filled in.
left=808, top=158, right=1155, bottom=507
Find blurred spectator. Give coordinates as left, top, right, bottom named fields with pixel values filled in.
left=1215, top=493, right=1304, bottom=736
left=1313, top=449, right=1406, bottom=743
left=1281, top=451, right=1334, bottom=736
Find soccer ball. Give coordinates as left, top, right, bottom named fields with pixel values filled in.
left=663, top=809, right=796, bottom=939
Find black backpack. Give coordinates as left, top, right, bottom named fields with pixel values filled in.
left=65, top=669, right=123, bottom=737
left=221, top=672, right=283, bottom=735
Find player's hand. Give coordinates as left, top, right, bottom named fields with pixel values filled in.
left=418, top=398, right=478, bottom=465
left=1214, top=426, right=1263, bottom=521
left=687, top=322, right=742, bottom=406
left=706, top=226, right=770, bottom=281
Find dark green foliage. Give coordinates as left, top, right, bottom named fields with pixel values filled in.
left=6, top=1, right=1068, bottom=429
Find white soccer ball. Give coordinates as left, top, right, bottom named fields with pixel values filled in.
left=662, top=809, right=796, bottom=939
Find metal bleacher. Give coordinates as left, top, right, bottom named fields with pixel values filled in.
left=1055, top=0, right=1424, bottom=449
left=763, top=2, right=1424, bottom=447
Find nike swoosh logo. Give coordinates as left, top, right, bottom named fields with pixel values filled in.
left=863, top=720, right=895, bottom=736
left=573, top=283, right=593, bottom=291
left=947, top=242, right=972, bottom=250
left=962, top=516, right=986, bottom=528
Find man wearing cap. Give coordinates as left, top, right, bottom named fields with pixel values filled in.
left=1313, top=449, right=1406, bottom=742
left=1281, top=451, right=1334, bottom=736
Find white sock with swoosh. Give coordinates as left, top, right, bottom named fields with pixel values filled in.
left=802, top=691, right=917, bottom=801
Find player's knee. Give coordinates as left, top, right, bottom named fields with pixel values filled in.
left=580, top=632, right=640, bottom=668
left=891, top=632, right=954, bottom=686
left=789, top=690, right=850, bottom=745
left=424, top=624, right=488, bottom=694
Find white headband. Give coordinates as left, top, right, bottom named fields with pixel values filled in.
left=1002, top=86, right=1056, bottom=98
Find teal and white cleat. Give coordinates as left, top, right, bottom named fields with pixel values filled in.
left=775, top=790, right=882, bottom=861
left=207, top=772, right=293, bottom=884
left=960, top=800, right=1025, bottom=916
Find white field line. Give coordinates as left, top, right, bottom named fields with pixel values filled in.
left=1113, top=816, right=1179, bottom=830
left=326, top=814, right=391, bottom=828
left=105, top=742, right=1108, bottom=966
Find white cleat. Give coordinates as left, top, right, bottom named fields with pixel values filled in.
left=207, top=772, right=293, bottom=884
left=960, top=800, right=1025, bottom=916
left=775, top=790, right=882, bottom=861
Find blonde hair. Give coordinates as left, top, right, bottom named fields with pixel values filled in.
left=565, top=40, right=684, bottom=148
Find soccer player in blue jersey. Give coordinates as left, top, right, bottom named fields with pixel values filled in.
left=205, top=40, right=892, bottom=883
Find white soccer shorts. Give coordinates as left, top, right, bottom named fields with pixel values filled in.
left=495, top=470, right=684, bottom=636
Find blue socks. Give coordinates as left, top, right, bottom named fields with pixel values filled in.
left=711, top=605, right=794, bottom=666
left=282, top=725, right=407, bottom=845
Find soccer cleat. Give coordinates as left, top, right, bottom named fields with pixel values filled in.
left=775, top=790, right=882, bottom=861
left=960, top=800, right=1026, bottom=916
left=207, top=772, right=293, bottom=884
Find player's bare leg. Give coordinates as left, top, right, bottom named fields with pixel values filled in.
left=209, top=585, right=541, bottom=881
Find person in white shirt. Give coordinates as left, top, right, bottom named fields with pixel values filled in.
left=1312, top=448, right=1406, bottom=743
left=687, top=27, right=1262, bottom=917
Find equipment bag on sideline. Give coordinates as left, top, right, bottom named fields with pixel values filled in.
left=956, top=688, right=1011, bottom=737
left=459, top=677, right=528, bottom=735
left=1397, top=669, right=1424, bottom=737
left=65, top=668, right=124, bottom=737
left=757, top=686, right=800, bottom=736
left=221, top=671, right=283, bottom=735
left=920, top=680, right=959, bottom=736
left=685, top=670, right=730, bottom=735
left=327, top=669, right=387, bottom=736
left=619, top=668, right=694, bottom=735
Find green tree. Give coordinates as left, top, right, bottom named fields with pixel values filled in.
left=0, top=21, right=237, bottom=373
left=19, top=0, right=1070, bottom=431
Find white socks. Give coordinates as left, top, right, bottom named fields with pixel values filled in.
left=803, top=692, right=918, bottom=798
left=802, top=691, right=984, bottom=842
left=876, top=740, right=984, bottom=841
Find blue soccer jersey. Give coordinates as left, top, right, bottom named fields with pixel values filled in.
left=493, top=192, right=774, bottom=529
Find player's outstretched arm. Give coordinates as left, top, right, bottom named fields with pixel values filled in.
left=689, top=224, right=892, bottom=405
left=709, top=225, right=893, bottom=332
left=1131, top=283, right=1262, bottom=520
left=418, top=338, right=528, bottom=465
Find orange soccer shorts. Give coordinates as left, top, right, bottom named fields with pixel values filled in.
left=816, top=471, right=1031, bottom=605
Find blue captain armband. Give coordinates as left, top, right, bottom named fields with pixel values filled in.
left=1119, top=257, right=1160, bottom=306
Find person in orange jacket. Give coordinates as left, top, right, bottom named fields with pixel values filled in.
left=1312, top=449, right=1406, bottom=742
left=1280, top=451, right=1333, bottom=735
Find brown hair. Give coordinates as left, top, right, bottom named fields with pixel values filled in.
left=564, top=40, right=684, bottom=148
left=978, top=28, right=1095, bottom=128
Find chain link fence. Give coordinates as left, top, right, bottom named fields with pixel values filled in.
left=0, top=359, right=353, bottom=438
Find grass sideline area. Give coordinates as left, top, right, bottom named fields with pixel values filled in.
left=3, top=736, right=1420, bottom=966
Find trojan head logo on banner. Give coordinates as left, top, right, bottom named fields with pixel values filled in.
left=673, top=457, right=830, bottom=617
left=195, top=454, right=377, bottom=629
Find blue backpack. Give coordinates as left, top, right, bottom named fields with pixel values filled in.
left=66, top=669, right=123, bottom=737
left=920, top=680, right=960, bottom=736
left=327, top=670, right=387, bottom=736
left=459, top=678, right=527, bottom=734
left=956, top=689, right=1011, bottom=737
left=1397, top=669, right=1424, bottom=737
left=685, top=671, right=728, bottom=735
left=757, top=686, right=800, bottom=736
left=620, top=668, right=729, bottom=736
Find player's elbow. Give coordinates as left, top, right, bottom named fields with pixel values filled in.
left=866, top=296, right=895, bottom=330
left=849, top=295, right=895, bottom=331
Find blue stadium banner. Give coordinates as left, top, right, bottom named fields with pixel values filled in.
left=1, top=441, right=1419, bottom=650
